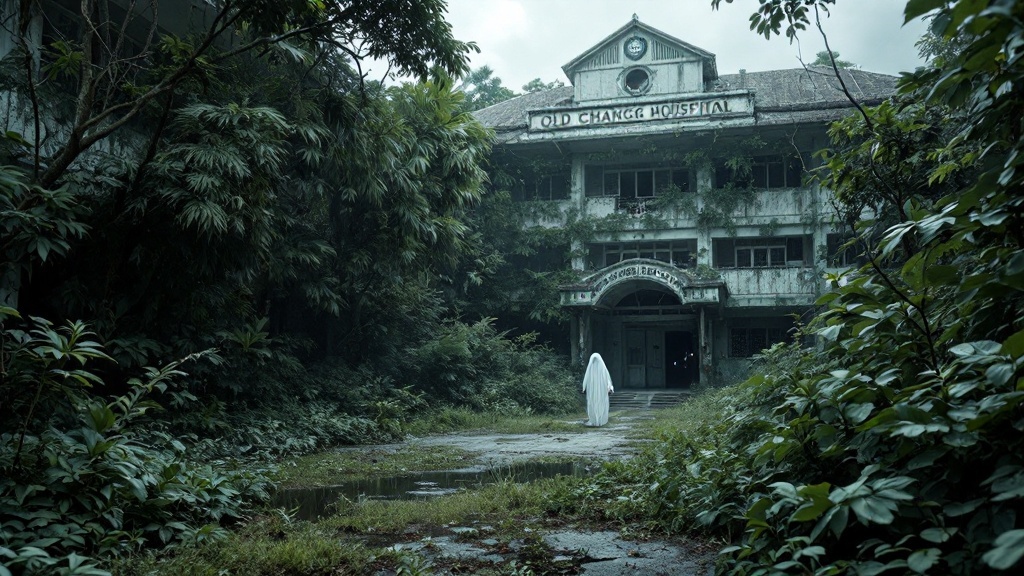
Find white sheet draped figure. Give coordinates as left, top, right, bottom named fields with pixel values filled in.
left=582, top=352, right=614, bottom=427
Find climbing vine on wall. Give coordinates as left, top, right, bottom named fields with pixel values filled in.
left=474, top=132, right=826, bottom=328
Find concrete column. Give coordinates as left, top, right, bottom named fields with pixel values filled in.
left=696, top=229, right=712, bottom=268
left=569, top=311, right=580, bottom=366
left=580, top=309, right=592, bottom=366
left=695, top=163, right=714, bottom=268
left=571, top=155, right=586, bottom=271
left=0, top=1, right=16, bottom=61
left=0, top=3, right=42, bottom=71
left=571, top=155, right=585, bottom=207
left=699, top=307, right=714, bottom=385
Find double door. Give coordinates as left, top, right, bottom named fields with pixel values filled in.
left=624, top=329, right=697, bottom=389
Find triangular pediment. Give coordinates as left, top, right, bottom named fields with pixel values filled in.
left=561, top=16, right=718, bottom=83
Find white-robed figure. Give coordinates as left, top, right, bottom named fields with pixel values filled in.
left=582, top=353, right=614, bottom=427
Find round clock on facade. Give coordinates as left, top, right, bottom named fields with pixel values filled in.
left=624, top=36, right=647, bottom=60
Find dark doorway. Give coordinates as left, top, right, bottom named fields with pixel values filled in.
left=665, top=331, right=697, bottom=388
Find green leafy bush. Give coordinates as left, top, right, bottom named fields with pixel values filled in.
left=406, top=318, right=578, bottom=414
left=0, top=311, right=271, bottom=575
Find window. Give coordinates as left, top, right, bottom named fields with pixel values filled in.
left=715, top=155, right=803, bottom=189
left=623, top=67, right=652, bottom=95
left=511, top=172, right=570, bottom=201
left=591, top=240, right=697, bottom=269
left=827, top=233, right=863, bottom=267
left=36, top=5, right=83, bottom=84
left=713, top=236, right=810, bottom=268
left=729, top=321, right=793, bottom=357
left=585, top=165, right=689, bottom=198
left=735, top=244, right=786, bottom=268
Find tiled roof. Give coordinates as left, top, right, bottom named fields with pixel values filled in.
left=714, top=66, right=898, bottom=109
left=473, top=67, right=897, bottom=137
left=473, top=87, right=575, bottom=132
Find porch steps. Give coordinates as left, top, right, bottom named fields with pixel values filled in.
left=609, top=390, right=693, bottom=410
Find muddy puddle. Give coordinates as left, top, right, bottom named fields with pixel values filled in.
left=274, top=461, right=590, bottom=520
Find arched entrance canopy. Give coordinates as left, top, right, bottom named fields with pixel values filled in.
left=559, top=258, right=725, bottom=309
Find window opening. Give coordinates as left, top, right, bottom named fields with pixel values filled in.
left=715, top=155, right=803, bottom=189
left=827, top=233, right=863, bottom=267
left=593, top=240, right=697, bottom=269
left=585, top=165, right=690, bottom=211
left=511, top=172, right=570, bottom=201
left=729, top=322, right=792, bottom=357
left=714, top=236, right=811, bottom=268
left=624, top=68, right=651, bottom=94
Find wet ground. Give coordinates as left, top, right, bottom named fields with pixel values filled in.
left=382, top=525, right=716, bottom=575
left=275, top=461, right=591, bottom=519
left=407, top=415, right=649, bottom=468
left=286, top=411, right=719, bottom=574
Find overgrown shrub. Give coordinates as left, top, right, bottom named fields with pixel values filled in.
left=0, top=311, right=271, bottom=575
left=404, top=318, right=578, bottom=414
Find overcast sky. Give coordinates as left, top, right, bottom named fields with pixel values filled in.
left=393, top=0, right=930, bottom=91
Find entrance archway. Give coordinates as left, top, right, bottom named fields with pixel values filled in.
left=560, top=259, right=725, bottom=387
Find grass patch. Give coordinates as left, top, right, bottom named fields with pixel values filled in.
left=274, top=397, right=716, bottom=489
left=116, top=476, right=587, bottom=575
left=275, top=406, right=601, bottom=489
left=116, top=400, right=714, bottom=575
left=404, top=406, right=584, bottom=436
left=323, top=476, right=572, bottom=535
left=112, top=515, right=385, bottom=576
left=275, top=444, right=478, bottom=487
left=619, top=387, right=741, bottom=440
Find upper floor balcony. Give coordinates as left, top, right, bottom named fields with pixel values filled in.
left=581, top=186, right=828, bottom=231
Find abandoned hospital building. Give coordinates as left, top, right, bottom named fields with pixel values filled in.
left=474, top=17, right=896, bottom=388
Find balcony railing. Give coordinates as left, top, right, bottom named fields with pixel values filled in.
left=616, top=197, right=654, bottom=216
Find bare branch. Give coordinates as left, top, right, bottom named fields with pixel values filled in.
left=814, top=4, right=872, bottom=130
left=16, top=1, right=42, bottom=179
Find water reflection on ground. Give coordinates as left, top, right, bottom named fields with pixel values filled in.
left=273, top=461, right=589, bottom=520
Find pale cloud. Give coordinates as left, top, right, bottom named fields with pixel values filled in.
left=453, top=0, right=529, bottom=45
left=444, top=0, right=929, bottom=90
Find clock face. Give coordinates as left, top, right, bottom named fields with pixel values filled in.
left=624, top=36, right=646, bottom=60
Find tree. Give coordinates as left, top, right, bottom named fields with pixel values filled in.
left=312, top=74, right=491, bottom=363
left=1, top=0, right=475, bottom=190
left=0, top=0, right=488, bottom=367
left=522, top=77, right=565, bottom=93
left=699, top=1, right=1024, bottom=573
left=810, top=49, right=855, bottom=68
left=457, top=65, right=517, bottom=111
left=914, top=21, right=970, bottom=67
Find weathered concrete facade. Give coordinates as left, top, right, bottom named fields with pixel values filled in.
left=475, top=16, right=895, bottom=388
